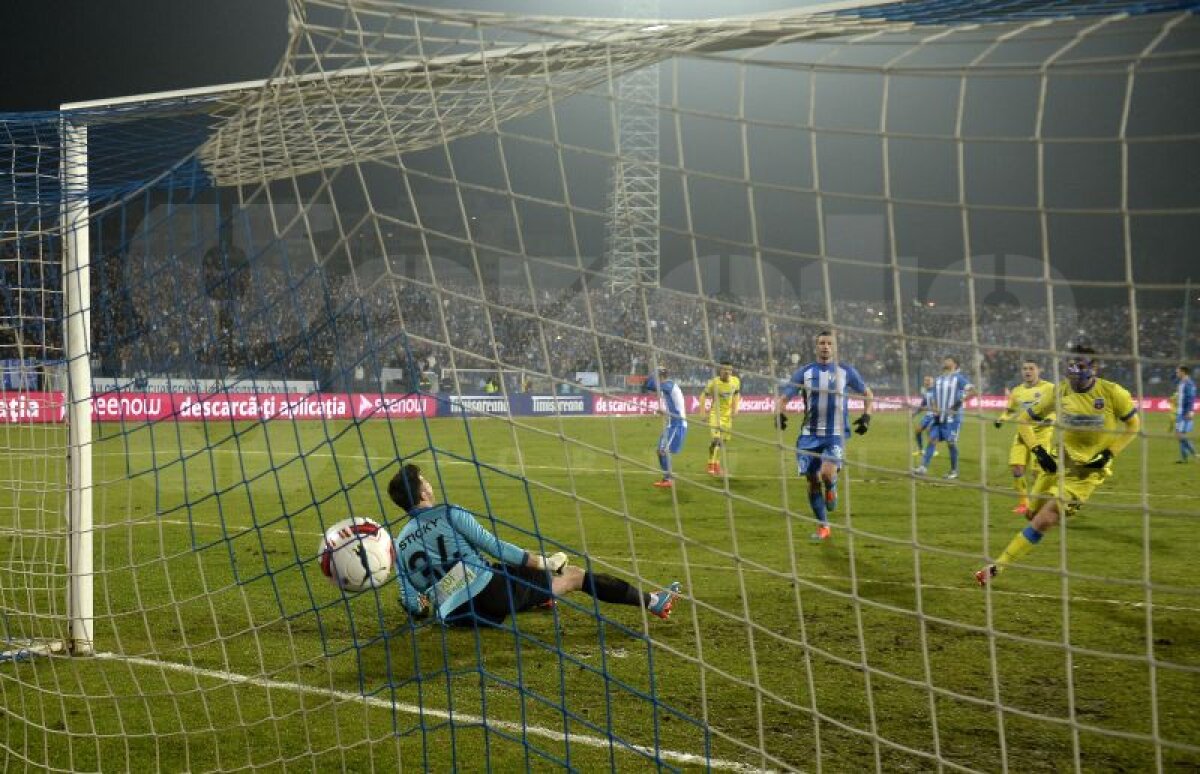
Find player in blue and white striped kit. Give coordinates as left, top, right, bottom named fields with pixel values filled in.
left=912, top=375, right=937, bottom=457
left=916, top=356, right=977, bottom=480
left=774, top=331, right=873, bottom=542
left=389, top=464, right=680, bottom=626
left=644, top=367, right=688, bottom=488
left=1174, top=365, right=1195, bottom=463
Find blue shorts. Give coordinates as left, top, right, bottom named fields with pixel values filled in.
left=918, top=414, right=935, bottom=430
left=659, top=424, right=687, bottom=454
left=796, top=436, right=844, bottom=476
left=929, top=421, right=960, bottom=443
left=1176, top=418, right=1194, bottom=434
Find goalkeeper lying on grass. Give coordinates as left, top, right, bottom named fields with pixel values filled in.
left=388, top=463, right=681, bottom=626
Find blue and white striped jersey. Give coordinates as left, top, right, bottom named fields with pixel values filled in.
left=645, top=377, right=688, bottom=428
left=932, top=371, right=973, bottom=423
left=1177, top=376, right=1196, bottom=418
left=392, top=504, right=528, bottom=620
left=783, top=361, right=867, bottom=438
left=917, top=387, right=937, bottom=417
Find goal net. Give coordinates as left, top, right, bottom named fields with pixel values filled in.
left=2, top=0, right=1198, bottom=770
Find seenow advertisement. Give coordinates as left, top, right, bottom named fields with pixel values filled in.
left=0, top=391, right=436, bottom=424
left=0, top=391, right=1173, bottom=424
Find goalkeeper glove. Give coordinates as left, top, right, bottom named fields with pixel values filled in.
left=532, top=551, right=569, bottom=574
left=993, top=419, right=1004, bottom=429
left=546, top=551, right=569, bottom=575
left=409, top=593, right=431, bottom=620
left=852, top=413, right=871, bottom=435
left=1082, top=449, right=1113, bottom=469
left=1031, top=445, right=1057, bottom=474
left=775, top=412, right=789, bottom=431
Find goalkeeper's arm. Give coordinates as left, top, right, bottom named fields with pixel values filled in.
left=399, top=577, right=431, bottom=619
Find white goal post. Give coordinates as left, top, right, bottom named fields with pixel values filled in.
left=61, top=119, right=94, bottom=656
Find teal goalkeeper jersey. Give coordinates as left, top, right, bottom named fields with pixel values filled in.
left=392, top=504, right=529, bottom=619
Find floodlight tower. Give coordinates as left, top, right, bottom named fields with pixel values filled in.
left=606, top=0, right=661, bottom=294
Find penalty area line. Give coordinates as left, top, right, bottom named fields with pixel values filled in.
left=93, top=652, right=764, bottom=773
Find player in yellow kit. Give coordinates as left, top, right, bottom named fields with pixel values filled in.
left=976, top=345, right=1141, bottom=587
left=700, top=361, right=741, bottom=476
left=994, top=360, right=1055, bottom=517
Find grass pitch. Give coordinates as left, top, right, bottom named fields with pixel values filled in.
left=2, top=412, right=1198, bottom=772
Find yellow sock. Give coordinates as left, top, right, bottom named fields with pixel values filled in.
left=995, top=525, right=1043, bottom=572
left=1013, top=475, right=1028, bottom=505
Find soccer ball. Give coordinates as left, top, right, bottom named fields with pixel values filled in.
left=317, top=517, right=394, bottom=592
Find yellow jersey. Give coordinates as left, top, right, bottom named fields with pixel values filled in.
left=701, top=375, right=741, bottom=420
left=1003, top=380, right=1055, bottom=431
left=1027, top=378, right=1137, bottom=464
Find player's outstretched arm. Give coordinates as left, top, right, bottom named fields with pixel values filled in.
left=448, top=506, right=527, bottom=567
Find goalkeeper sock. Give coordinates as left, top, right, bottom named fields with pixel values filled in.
left=922, top=443, right=936, bottom=467
left=808, top=490, right=827, bottom=524
left=948, top=444, right=959, bottom=472
left=708, top=441, right=720, bottom=464
left=996, top=525, right=1043, bottom=572
left=582, top=572, right=646, bottom=607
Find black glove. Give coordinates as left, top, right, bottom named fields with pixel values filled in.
left=993, top=419, right=1004, bottom=429
left=775, top=412, right=789, bottom=431
left=1082, top=449, right=1113, bottom=469
left=1031, top=445, right=1057, bottom=474
left=951, top=401, right=963, bottom=412
left=852, top=413, right=871, bottom=435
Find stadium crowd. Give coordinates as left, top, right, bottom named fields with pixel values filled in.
left=80, top=253, right=1198, bottom=396
left=0, top=243, right=1193, bottom=396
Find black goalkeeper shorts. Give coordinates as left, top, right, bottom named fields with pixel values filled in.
left=444, top=562, right=554, bottom=627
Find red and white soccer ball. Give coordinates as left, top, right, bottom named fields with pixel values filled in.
left=317, top=517, right=395, bottom=592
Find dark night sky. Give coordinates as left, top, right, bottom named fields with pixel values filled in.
left=1, top=1, right=811, bottom=110
left=2, top=1, right=288, bottom=111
